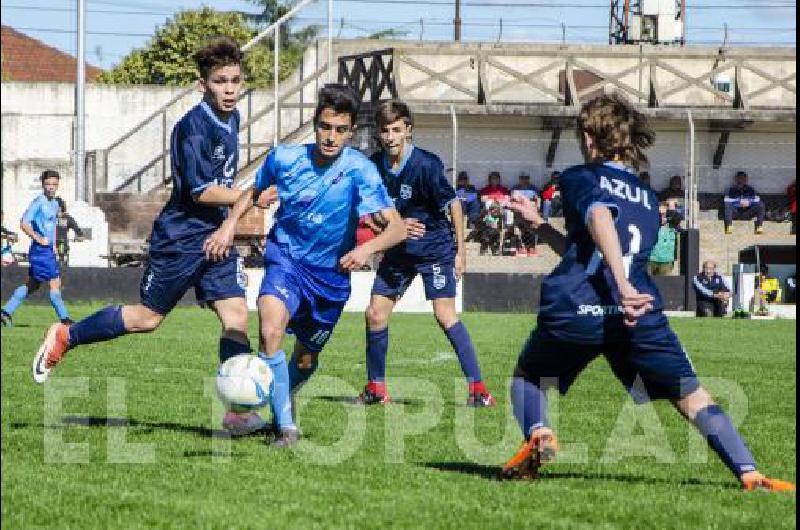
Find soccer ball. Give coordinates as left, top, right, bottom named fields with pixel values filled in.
left=216, top=354, right=274, bottom=411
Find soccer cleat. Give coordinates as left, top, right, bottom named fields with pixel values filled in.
left=466, top=381, right=496, bottom=407
left=60, top=318, right=75, bottom=326
left=356, top=382, right=392, bottom=405
left=741, top=472, right=796, bottom=492
left=501, top=428, right=559, bottom=480
left=755, top=226, right=765, bottom=235
left=32, top=323, right=70, bottom=383
left=221, top=411, right=269, bottom=436
left=1, top=310, right=12, bottom=327
left=724, top=226, right=733, bottom=235
left=270, top=426, right=300, bottom=448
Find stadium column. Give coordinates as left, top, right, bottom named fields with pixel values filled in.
left=680, top=228, right=700, bottom=312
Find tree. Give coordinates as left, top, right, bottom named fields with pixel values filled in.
left=98, top=7, right=302, bottom=87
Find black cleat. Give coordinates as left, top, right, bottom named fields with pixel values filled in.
left=1, top=310, right=12, bottom=327
left=270, top=427, right=300, bottom=448
left=60, top=318, right=75, bottom=326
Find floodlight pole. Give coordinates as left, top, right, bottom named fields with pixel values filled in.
left=75, top=0, right=86, bottom=202
left=454, top=0, right=462, bottom=41
left=328, top=0, right=334, bottom=81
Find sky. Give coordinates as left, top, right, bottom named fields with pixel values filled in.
left=1, top=0, right=796, bottom=70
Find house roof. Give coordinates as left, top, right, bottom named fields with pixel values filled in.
left=1, top=25, right=103, bottom=82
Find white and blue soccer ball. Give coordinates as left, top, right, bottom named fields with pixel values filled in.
left=216, top=354, right=274, bottom=411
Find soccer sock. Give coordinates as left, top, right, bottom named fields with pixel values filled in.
left=67, top=305, right=127, bottom=348
left=693, top=404, right=757, bottom=477
left=444, top=321, right=482, bottom=383
left=218, top=336, right=251, bottom=364
left=511, top=377, right=548, bottom=439
left=3, top=285, right=28, bottom=315
left=288, top=353, right=319, bottom=393
left=48, top=290, right=69, bottom=320
left=365, top=327, right=389, bottom=383
left=262, top=350, right=295, bottom=429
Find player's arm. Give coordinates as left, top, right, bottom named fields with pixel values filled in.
left=194, top=185, right=245, bottom=207
left=340, top=207, right=405, bottom=272
left=449, top=199, right=467, bottom=279
left=20, top=198, right=48, bottom=246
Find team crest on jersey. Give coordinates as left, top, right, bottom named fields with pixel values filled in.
left=213, top=145, right=225, bottom=160
left=332, top=171, right=345, bottom=185
left=400, top=184, right=413, bottom=200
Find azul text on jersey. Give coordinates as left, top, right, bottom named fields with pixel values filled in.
left=599, top=175, right=652, bottom=210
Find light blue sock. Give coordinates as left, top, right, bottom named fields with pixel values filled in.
left=262, top=350, right=295, bottom=430
left=3, top=285, right=28, bottom=315
left=48, top=290, right=69, bottom=320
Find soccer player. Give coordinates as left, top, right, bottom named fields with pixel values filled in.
left=204, top=84, right=406, bottom=447
left=500, top=94, right=795, bottom=491
left=356, top=100, right=496, bottom=407
left=32, top=36, right=276, bottom=435
left=2, top=170, right=72, bottom=327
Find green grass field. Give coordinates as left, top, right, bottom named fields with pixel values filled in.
left=2, top=305, right=796, bottom=529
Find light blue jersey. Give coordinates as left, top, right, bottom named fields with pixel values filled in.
left=22, top=194, right=59, bottom=247
left=256, top=144, right=393, bottom=269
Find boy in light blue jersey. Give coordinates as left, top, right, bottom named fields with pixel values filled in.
left=206, top=85, right=406, bottom=447
left=2, top=170, right=71, bottom=327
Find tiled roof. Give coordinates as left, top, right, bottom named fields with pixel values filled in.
left=1, top=25, right=103, bottom=82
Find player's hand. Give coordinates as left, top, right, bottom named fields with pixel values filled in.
left=455, top=251, right=466, bottom=280
left=740, top=200, right=750, bottom=208
left=254, top=186, right=278, bottom=209
left=339, top=246, right=371, bottom=272
left=618, top=281, right=654, bottom=328
left=505, top=195, right=545, bottom=228
left=404, top=218, right=426, bottom=240
left=203, top=222, right=235, bottom=262
left=38, top=237, right=50, bottom=246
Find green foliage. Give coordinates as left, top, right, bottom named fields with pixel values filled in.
left=98, top=6, right=305, bottom=87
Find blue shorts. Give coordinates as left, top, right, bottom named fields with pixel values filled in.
left=140, top=251, right=246, bottom=315
left=259, top=242, right=349, bottom=353
left=28, top=244, right=60, bottom=282
left=516, top=326, right=699, bottom=402
left=372, top=256, right=457, bottom=300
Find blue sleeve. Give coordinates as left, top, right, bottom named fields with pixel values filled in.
left=21, top=196, right=44, bottom=225
left=425, top=158, right=457, bottom=212
left=559, top=167, right=618, bottom=226
left=255, top=149, right=279, bottom=191
left=355, top=160, right=394, bottom=217
left=693, top=275, right=714, bottom=298
left=175, top=129, right=215, bottom=200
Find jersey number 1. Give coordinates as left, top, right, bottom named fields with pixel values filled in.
left=587, top=223, right=641, bottom=280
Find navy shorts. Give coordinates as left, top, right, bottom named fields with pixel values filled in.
left=140, top=251, right=246, bottom=315
left=372, top=256, right=457, bottom=300
left=259, top=242, right=349, bottom=353
left=28, top=244, right=60, bottom=282
left=516, top=326, right=699, bottom=402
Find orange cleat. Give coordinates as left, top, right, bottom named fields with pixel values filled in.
left=500, top=428, right=558, bottom=480
left=32, top=323, right=70, bottom=383
left=741, top=472, right=796, bottom=492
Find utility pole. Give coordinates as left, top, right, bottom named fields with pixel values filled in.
left=454, top=0, right=462, bottom=41
left=75, top=0, right=86, bottom=202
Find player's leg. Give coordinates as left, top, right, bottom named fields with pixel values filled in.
left=47, top=276, right=72, bottom=324
left=2, top=277, right=40, bottom=326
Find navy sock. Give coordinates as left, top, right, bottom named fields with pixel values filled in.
left=49, top=290, right=69, bottom=320
left=288, top=353, right=319, bottom=393
left=262, top=350, right=294, bottom=429
left=219, top=337, right=251, bottom=364
left=693, top=404, right=757, bottom=477
left=444, top=321, right=482, bottom=383
left=366, top=327, right=389, bottom=382
left=511, top=377, right=548, bottom=439
left=3, top=285, right=28, bottom=315
left=68, top=305, right=127, bottom=348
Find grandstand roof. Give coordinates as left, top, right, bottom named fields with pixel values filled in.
left=1, top=25, right=103, bottom=82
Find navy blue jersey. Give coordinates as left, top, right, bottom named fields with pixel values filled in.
left=537, top=162, right=667, bottom=344
left=149, top=102, right=240, bottom=253
left=370, top=146, right=456, bottom=261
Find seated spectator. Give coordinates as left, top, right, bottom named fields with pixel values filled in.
left=724, top=171, right=765, bottom=234
left=788, top=179, right=796, bottom=235
left=511, top=172, right=540, bottom=256
left=455, top=171, right=481, bottom=227
left=1, top=211, right=19, bottom=267
left=693, top=260, right=732, bottom=317
left=55, top=197, right=84, bottom=266
left=479, top=171, right=510, bottom=204
left=648, top=205, right=678, bottom=276
left=658, top=175, right=685, bottom=228
left=474, top=200, right=503, bottom=256
left=755, top=264, right=781, bottom=306
left=540, top=171, right=562, bottom=220
left=638, top=171, right=651, bottom=187
left=786, top=274, right=796, bottom=303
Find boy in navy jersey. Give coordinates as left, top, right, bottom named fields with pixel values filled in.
left=501, top=95, right=794, bottom=491
left=357, top=100, right=496, bottom=407
left=205, top=85, right=406, bottom=446
left=33, top=37, right=276, bottom=435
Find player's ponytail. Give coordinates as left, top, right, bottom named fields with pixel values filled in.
left=576, top=94, right=655, bottom=171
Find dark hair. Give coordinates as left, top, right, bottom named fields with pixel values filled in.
left=577, top=94, right=655, bottom=171
left=55, top=197, right=67, bottom=213
left=40, top=169, right=60, bottom=182
left=375, top=100, right=413, bottom=130
left=314, top=84, right=360, bottom=126
left=736, top=170, right=748, bottom=178
left=193, top=36, right=242, bottom=80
